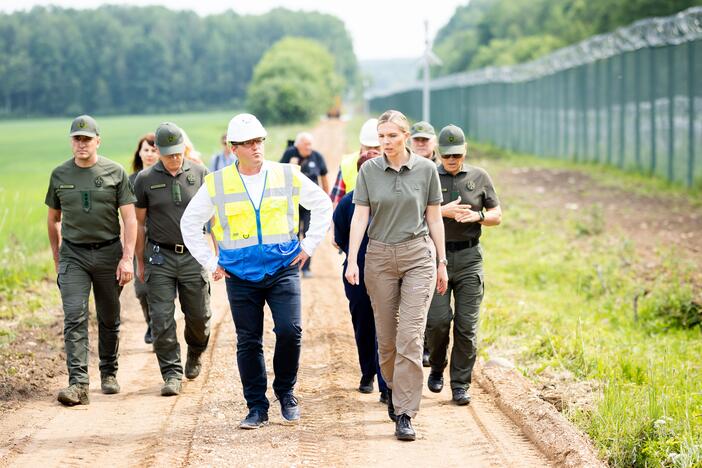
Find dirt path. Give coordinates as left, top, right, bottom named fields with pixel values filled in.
left=496, top=165, right=702, bottom=287
left=0, top=120, right=553, bottom=467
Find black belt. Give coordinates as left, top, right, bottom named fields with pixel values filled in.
left=151, top=241, right=188, bottom=254
left=446, top=239, right=479, bottom=252
left=63, top=237, right=120, bottom=250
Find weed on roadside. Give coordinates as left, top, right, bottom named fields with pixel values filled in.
left=478, top=157, right=702, bottom=466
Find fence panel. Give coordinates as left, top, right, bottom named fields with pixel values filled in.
left=368, top=7, right=702, bottom=187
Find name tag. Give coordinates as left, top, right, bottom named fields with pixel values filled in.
left=59, top=184, right=75, bottom=189
left=150, top=183, right=167, bottom=189
left=441, top=188, right=448, bottom=192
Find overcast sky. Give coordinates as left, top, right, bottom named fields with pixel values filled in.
left=1, top=0, right=467, bottom=61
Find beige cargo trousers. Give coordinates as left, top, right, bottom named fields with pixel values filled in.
left=364, top=235, right=436, bottom=418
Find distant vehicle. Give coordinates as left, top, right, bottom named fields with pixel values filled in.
left=327, top=95, right=342, bottom=119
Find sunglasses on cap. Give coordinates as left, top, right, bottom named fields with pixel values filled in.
left=440, top=154, right=464, bottom=159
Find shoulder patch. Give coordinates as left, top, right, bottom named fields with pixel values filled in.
left=150, top=183, right=167, bottom=190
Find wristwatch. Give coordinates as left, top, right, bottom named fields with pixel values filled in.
left=438, top=258, right=448, bottom=266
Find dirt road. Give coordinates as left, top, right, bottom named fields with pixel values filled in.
left=0, top=120, right=553, bottom=467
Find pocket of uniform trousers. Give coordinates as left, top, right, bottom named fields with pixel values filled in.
left=57, top=263, right=68, bottom=289
left=200, top=270, right=211, bottom=295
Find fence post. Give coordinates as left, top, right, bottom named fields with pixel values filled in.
left=688, top=40, right=696, bottom=187
left=667, top=45, right=675, bottom=182
left=594, top=61, right=601, bottom=163
left=619, top=53, right=626, bottom=168
left=650, top=47, right=657, bottom=174
left=607, top=58, right=613, bottom=165
left=635, top=49, right=642, bottom=170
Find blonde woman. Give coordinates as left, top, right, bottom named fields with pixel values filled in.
left=345, top=110, right=448, bottom=441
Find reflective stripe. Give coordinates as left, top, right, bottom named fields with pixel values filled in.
left=213, top=171, right=231, bottom=242
left=214, top=192, right=249, bottom=204
left=262, top=233, right=295, bottom=244
left=266, top=186, right=300, bottom=198
left=283, top=165, right=295, bottom=237
left=218, top=236, right=259, bottom=249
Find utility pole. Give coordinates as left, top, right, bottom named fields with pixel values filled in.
left=422, top=20, right=442, bottom=122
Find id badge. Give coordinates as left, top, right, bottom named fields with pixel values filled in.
left=148, top=244, right=165, bottom=265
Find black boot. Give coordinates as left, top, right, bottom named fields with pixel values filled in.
left=394, top=414, right=416, bottom=441
left=427, top=371, right=444, bottom=393
left=387, top=389, right=397, bottom=422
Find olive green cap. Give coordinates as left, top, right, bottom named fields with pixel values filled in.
left=438, top=124, right=467, bottom=156
left=155, top=122, right=185, bottom=155
left=69, top=115, right=99, bottom=137
left=410, top=121, right=435, bottom=139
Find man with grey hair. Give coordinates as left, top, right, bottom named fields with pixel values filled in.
left=280, top=132, right=329, bottom=277
left=410, top=121, right=439, bottom=162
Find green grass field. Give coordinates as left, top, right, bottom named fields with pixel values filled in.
left=0, top=111, right=315, bottom=299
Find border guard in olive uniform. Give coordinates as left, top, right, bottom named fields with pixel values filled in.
left=134, top=122, right=211, bottom=397
left=46, top=115, right=137, bottom=406
left=425, top=125, right=502, bottom=405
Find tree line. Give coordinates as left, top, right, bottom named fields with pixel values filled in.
left=433, top=0, right=702, bottom=76
left=0, top=6, right=358, bottom=117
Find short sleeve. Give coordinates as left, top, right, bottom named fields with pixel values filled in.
left=317, top=152, right=328, bottom=176
left=117, top=167, right=137, bottom=207
left=352, top=165, right=370, bottom=206
left=44, top=172, right=60, bottom=209
left=133, top=171, right=148, bottom=208
left=482, top=171, right=500, bottom=209
left=427, top=166, right=442, bottom=205
left=280, top=147, right=296, bottom=163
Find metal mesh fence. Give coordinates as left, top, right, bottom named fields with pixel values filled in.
left=368, top=7, right=702, bottom=186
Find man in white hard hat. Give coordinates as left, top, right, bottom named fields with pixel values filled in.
left=329, top=118, right=381, bottom=207
left=180, top=113, right=332, bottom=429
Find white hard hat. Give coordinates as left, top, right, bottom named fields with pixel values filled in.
left=226, top=113, right=267, bottom=143
left=359, top=118, right=379, bottom=147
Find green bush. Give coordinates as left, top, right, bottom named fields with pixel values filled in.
left=246, top=37, right=343, bottom=124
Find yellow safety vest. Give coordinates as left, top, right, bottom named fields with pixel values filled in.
left=205, top=163, right=301, bottom=250
left=339, top=152, right=359, bottom=192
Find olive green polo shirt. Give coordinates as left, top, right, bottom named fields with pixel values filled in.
left=438, top=163, right=499, bottom=242
left=133, top=159, right=207, bottom=245
left=353, top=150, right=442, bottom=244
left=45, top=156, right=136, bottom=243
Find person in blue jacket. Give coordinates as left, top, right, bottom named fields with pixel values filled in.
left=333, top=150, right=388, bottom=403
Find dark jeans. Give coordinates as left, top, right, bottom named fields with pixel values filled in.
left=225, top=265, right=302, bottom=412
left=343, top=274, right=387, bottom=393
left=299, top=207, right=311, bottom=271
